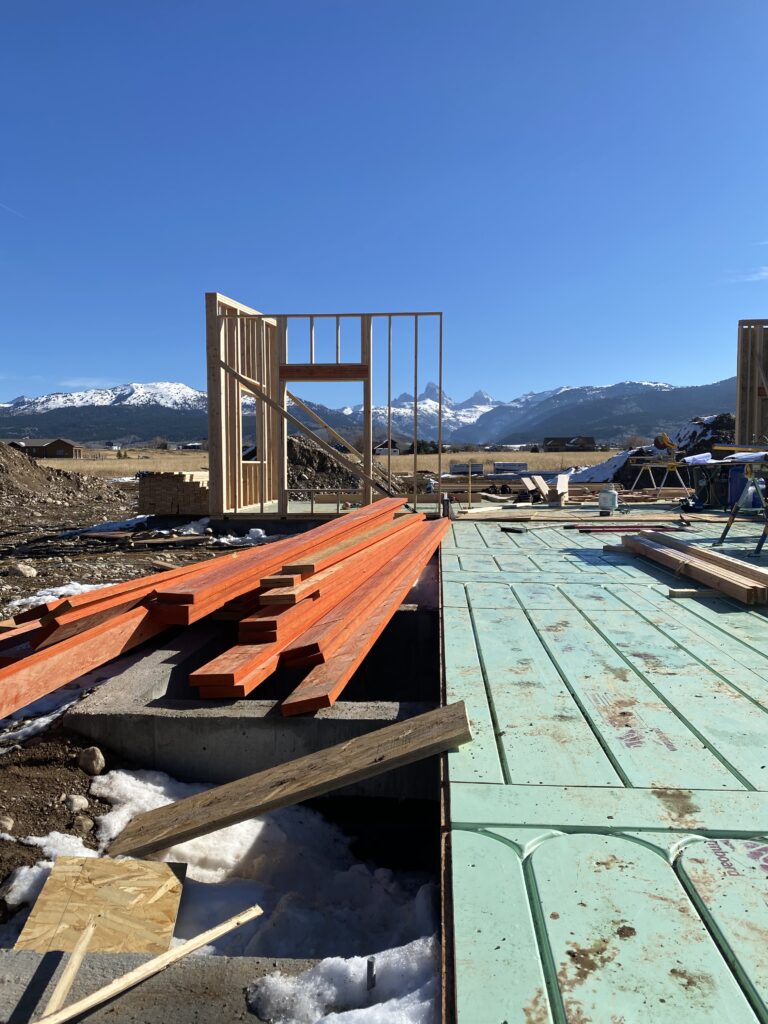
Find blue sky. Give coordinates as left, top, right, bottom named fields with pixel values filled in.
left=1, top=0, right=767, bottom=406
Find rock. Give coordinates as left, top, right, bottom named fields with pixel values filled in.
left=0, top=815, right=14, bottom=832
left=65, top=794, right=89, bottom=813
left=73, top=814, right=94, bottom=834
left=5, top=561, right=37, bottom=578
left=78, top=746, right=105, bottom=775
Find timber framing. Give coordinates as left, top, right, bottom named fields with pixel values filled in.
left=205, top=293, right=444, bottom=516
left=735, top=318, right=768, bottom=446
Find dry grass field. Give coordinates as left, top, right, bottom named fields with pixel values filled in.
left=38, top=447, right=620, bottom=480
left=383, top=449, right=621, bottom=475
left=38, top=449, right=209, bottom=478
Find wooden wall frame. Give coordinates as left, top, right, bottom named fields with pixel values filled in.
left=736, top=320, right=768, bottom=446
left=205, top=294, right=444, bottom=516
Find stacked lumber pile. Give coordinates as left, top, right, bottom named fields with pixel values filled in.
left=138, top=472, right=210, bottom=515
left=621, top=531, right=768, bottom=604
left=0, top=498, right=447, bottom=719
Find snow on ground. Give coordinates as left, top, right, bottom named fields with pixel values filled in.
left=4, top=581, right=111, bottom=615
left=60, top=514, right=149, bottom=537
left=249, top=935, right=438, bottom=1024
left=90, top=770, right=436, bottom=960
left=569, top=449, right=634, bottom=482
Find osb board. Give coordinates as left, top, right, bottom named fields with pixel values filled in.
left=15, top=856, right=183, bottom=954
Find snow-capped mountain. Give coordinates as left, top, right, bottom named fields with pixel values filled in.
left=0, top=378, right=737, bottom=445
left=0, top=382, right=207, bottom=414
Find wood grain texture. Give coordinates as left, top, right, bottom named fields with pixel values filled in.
left=15, top=857, right=182, bottom=954
left=109, top=702, right=470, bottom=857
left=34, top=903, right=263, bottom=1024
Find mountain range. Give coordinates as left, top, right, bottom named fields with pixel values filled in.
left=0, top=377, right=737, bottom=446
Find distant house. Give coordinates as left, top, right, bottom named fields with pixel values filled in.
left=373, top=443, right=400, bottom=455
left=8, top=438, right=83, bottom=459
left=542, top=436, right=597, bottom=452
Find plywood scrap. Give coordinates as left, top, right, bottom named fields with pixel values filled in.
left=34, top=904, right=264, bottom=1024
left=15, top=857, right=183, bottom=954
left=108, top=702, right=471, bottom=858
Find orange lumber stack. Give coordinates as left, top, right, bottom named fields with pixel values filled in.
left=0, top=498, right=446, bottom=720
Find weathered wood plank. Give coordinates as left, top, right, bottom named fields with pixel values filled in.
left=109, top=703, right=471, bottom=857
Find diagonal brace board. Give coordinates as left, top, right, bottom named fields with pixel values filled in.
left=109, top=702, right=471, bottom=857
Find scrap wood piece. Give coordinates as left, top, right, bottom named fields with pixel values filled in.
left=108, top=701, right=470, bottom=858
left=16, top=856, right=183, bottom=955
left=530, top=475, right=550, bottom=500
left=41, top=914, right=98, bottom=1017
left=0, top=607, right=166, bottom=720
left=34, top=904, right=264, bottom=1024
left=281, top=520, right=448, bottom=668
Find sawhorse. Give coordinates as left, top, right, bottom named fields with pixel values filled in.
left=714, top=461, right=768, bottom=555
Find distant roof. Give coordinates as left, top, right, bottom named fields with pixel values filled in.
left=6, top=437, right=81, bottom=447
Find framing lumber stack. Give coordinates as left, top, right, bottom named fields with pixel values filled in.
left=621, top=532, right=768, bottom=604
left=138, top=472, right=210, bottom=516
left=0, top=499, right=447, bottom=719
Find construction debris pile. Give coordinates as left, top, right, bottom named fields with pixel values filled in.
left=0, top=499, right=446, bottom=719
left=285, top=435, right=361, bottom=500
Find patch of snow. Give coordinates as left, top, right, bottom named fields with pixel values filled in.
left=4, top=582, right=111, bottom=615
left=249, top=935, right=438, bottom=1023
left=570, top=450, right=634, bottom=483
left=213, top=528, right=277, bottom=548
left=61, top=512, right=148, bottom=536
left=176, top=517, right=210, bottom=535
left=109, top=475, right=137, bottom=483
left=90, top=770, right=436, bottom=959
left=723, top=451, right=768, bottom=462
left=23, top=831, right=96, bottom=861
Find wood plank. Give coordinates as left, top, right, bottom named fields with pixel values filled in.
left=108, top=702, right=471, bottom=857
left=278, top=362, right=369, bottom=381
left=281, top=512, right=424, bottom=576
left=41, top=916, right=97, bottom=1016
left=34, top=903, right=264, bottom=1024
left=280, top=524, right=449, bottom=713
left=15, top=857, right=182, bottom=954
left=0, top=608, right=166, bottom=720
left=155, top=497, right=407, bottom=605
left=643, top=531, right=768, bottom=586
left=280, top=520, right=442, bottom=665
left=31, top=593, right=149, bottom=650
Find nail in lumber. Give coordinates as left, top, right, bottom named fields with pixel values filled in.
left=108, top=702, right=471, bottom=858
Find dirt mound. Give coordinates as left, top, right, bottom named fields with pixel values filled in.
left=674, top=413, right=735, bottom=456
left=0, top=442, right=124, bottom=503
left=287, top=435, right=360, bottom=499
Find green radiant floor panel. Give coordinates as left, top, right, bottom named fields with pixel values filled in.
left=443, top=518, right=768, bottom=1023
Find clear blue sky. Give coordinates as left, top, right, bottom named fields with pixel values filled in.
left=2, top=0, right=767, bottom=405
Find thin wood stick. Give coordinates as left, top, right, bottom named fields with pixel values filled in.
left=35, top=904, right=263, bottom=1024
left=40, top=915, right=98, bottom=1017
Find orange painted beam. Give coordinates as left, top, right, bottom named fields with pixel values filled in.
left=280, top=520, right=449, bottom=716
left=0, top=608, right=167, bottom=720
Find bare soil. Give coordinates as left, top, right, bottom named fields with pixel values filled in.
left=0, top=726, right=121, bottom=905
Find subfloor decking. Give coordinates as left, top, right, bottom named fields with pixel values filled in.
left=443, top=514, right=768, bottom=1023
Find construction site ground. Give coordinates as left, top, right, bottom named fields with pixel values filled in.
left=443, top=511, right=768, bottom=1022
